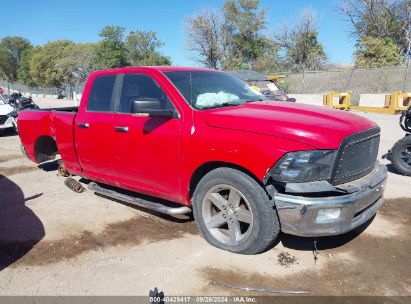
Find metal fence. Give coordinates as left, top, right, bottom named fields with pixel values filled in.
left=0, top=82, right=85, bottom=99
left=1, top=65, right=410, bottom=105
left=277, top=65, right=410, bottom=105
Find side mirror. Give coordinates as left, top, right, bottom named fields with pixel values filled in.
left=130, top=98, right=176, bottom=118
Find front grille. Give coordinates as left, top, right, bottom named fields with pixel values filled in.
left=0, top=115, right=9, bottom=124
left=331, top=127, right=380, bottom=185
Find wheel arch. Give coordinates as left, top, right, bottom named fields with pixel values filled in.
left=34, top=135, right=58, bottom=163
left=188, top=161, right=264, bottom=201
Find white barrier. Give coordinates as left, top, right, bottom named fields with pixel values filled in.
left=358, top=94, right=388, bottom=108
left=288, top=94, right=325, bottom=106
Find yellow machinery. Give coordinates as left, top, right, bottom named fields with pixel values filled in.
left=351, top=91, right=411, bottom=115
left=323, top=91, right=351, bottom=110
left=267, top=75, right=286, bottom=82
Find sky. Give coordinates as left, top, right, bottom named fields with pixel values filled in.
left=0, top=0, right=356, bottom=66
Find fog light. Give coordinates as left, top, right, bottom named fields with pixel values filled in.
left=316, top=208, right=341, bottom=223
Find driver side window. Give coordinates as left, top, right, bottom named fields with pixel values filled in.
left=118, top=73, right=175, bottom=113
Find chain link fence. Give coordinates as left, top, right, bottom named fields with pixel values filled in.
left=1, top=65, right=410, bottom=106
left=277, top=65, right=410, bottom=105
left=0, top=82, right=85, bottom=100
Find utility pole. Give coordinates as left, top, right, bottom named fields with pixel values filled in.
left=403, top=54, right=410, bottom=92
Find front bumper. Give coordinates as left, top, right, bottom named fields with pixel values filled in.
left=274, top=162, right=387, bottom=237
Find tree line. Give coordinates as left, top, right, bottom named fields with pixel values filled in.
left=0, top=0, right=409, bottom=89
left=186, top=0, right=410, bottom=71
left=0, top=26, right=170, bottom=87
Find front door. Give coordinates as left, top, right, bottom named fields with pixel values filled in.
left=111, top=72, right=183, bottom=200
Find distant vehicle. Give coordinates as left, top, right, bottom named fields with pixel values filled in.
left=226, top=70, right=296, bottom=102
left=18, top=67, right=386, bottom=254
left=57, top=88, right=65, bottom=99
left=0, top=94, right=18, bottom=132
left=8, top=92, right=39, bottom=111
left=385, top=105, right=411, bottom=176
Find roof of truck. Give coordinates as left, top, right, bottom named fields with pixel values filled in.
left=92, top=66, right=217, bottom=75
left=146, top=66, right=216, bottom=72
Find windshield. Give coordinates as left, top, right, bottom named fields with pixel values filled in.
left=163, top=71, right=264, bottom=110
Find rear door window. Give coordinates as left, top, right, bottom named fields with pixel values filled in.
left=87, top=75, right=117, bottom=112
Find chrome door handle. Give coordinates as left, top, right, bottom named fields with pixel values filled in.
left=77, top=123, right=89, bottom=128
left=115, top=126, right=129, bottom=132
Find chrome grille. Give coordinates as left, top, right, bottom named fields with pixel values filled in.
left=331, top=127, right=380, bottom=185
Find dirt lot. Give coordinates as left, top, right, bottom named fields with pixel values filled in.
left=0, top=97, right=410, bottom=296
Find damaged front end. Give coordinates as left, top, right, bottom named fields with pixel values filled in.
left=264, top=127, right=387, bottom=237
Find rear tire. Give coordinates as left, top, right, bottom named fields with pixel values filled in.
left=392, top=135, right=411, bottom=176
left=192, top=167, right=280, bottom=254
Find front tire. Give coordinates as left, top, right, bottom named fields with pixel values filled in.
left=392, top=135, right=411, bottom=176
left=192, top=168, right=280, bottom=254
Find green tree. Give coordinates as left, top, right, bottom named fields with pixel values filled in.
left=186, top=9, right=225, bottom=69
left=125, top=30, right=171, bottom=66
left=250, top=38, right=280, bottom=72
left=93, top=26, right=129, bottom=69
left=185, top=0, right=275, bottom=70
left=57, top=43, right=97, bottom=84
left=354, top=36, right=402, bottom=68
left=222, top=0, right=269, bottom=69
left=0, top=46, right=14, bottom=81
left=340, top=0, right=410, bottom=57
left=29, top=40, right=75, bottom=87
left=0, top=36, right=32, bottom=81
left=18, top=47, right=38, bottom=86
left=274, top=10, right=327, bottom=71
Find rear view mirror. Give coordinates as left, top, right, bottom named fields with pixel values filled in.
left=130, top=98, right=176, bottom=118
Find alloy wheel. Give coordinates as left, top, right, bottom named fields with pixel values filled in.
left=201, top=184, right=254, bottom=246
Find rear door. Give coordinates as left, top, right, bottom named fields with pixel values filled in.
left=75, top=74, right=118, bottom=182
left=110, top=72, right=183, bottom=199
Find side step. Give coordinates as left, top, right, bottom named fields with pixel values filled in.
left=88, top=182, right=191, bottom=216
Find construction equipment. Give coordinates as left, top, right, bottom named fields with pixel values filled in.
left=226, top=70, right=295, bottom=102
left=323, top=91, right=351, bottom=110
left=351, top=91, right=410, bottom=115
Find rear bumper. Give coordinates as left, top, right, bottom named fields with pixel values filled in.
left=274, top=163, right=387, bottom=237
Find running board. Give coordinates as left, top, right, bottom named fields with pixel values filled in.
left=88, top=182, right=191, bottom=216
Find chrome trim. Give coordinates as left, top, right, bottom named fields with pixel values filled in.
left=88, top=182, right=191, bottom=216
left=274, top=163, right=387, bottom=237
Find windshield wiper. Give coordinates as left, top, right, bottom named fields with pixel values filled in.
left=245, top=98, right=264, bottom=103
left=199, top=102, right=243, bottom=110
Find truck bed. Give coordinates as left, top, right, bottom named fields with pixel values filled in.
left=18, top=108, right=80, bottom=173
left=30, top=106, right=79, bottom=113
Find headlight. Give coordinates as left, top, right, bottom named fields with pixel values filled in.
left=270, top=150, right=336, bottom=183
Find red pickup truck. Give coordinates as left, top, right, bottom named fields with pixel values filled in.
left=18, top=67, right=387, bottom=254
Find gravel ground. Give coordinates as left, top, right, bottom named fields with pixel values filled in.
left=0, top=97, right=410, bottom=296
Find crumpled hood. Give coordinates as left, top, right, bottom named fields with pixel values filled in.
left=0, top=103, right=14, bottom=116
left=201, top=101, right=377, bottom=149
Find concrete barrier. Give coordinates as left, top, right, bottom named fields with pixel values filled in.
left=359, top=94, right=388, bottom=108
left=288, top=94, right=325, bottom=106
